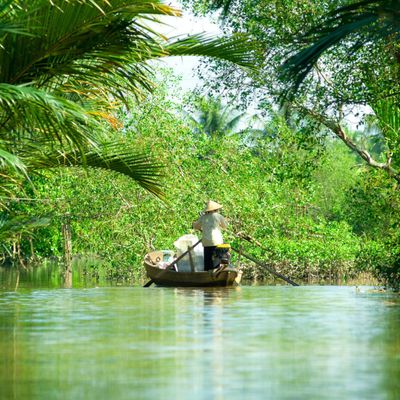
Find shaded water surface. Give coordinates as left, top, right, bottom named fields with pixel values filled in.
left=0, top=272, right=399, bottom=399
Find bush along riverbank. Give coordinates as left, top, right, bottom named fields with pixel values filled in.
left=2, top=85, right=399, bottom=290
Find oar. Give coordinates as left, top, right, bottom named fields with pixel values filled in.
left=143, top=239, right=202, bottom=287
left=231, top=247, right=299, bottom=287
left=232, top=231, right=299, bottom=286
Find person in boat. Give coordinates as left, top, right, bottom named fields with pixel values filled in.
left=192, top=200, right=228, bottom=271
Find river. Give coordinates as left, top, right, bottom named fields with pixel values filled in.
left=0, top=268, right=399, bottom=399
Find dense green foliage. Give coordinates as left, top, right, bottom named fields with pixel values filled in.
left=0, top=0, right=255, bottom=267
left=2, top=0, right=400, bottom=290
left=6, top=81, right=380, bottom=285
left=180, top=0, right=400, bottom=289
left=0, top=0, right=255, bottom=203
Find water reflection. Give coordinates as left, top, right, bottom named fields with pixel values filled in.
left=0, top=263, right=110, bottom=290
left=164, top=287, right=240, bottom=400
left=0, top=284, right=399, bottom=399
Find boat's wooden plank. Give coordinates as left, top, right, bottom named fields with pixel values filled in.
left=143, top=256, right=241, bottom=287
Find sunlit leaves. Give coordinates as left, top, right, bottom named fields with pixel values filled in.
left=32, top=140, right=165, bottom=199
left=372, top=97, right=400, bottom=153
left=0, top=0, right=257, bottom=204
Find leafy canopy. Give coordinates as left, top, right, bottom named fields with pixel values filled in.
left=0, top=0, right=258, bottom=202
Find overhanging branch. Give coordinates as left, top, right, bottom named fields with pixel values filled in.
left=299, top=106, right=400, bottom=183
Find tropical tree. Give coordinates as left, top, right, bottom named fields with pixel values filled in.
left=185, top=96, right=245, bottom=137
left=182, top=0, right=400, bottom=183
left=0, top=0, right=258, bottom=251
left=278, top=0, right=400, bottom=182
left=202, top=0, right=400, bottom=82
left=0, top=0, right=256, bottom=200
left=281, top=0, right=400, bottom=96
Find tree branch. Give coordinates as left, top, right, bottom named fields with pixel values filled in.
left=299, top=106, right=400, bottom=182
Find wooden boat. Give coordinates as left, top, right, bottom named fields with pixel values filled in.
left=144, top=250, right=242, bottom=287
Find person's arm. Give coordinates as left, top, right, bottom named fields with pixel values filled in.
left=193, top=217, right=202, bottom=231
left=219, top=214, right=228, bottom=229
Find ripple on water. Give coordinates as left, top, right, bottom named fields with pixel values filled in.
left=0, top=285, right=399, bottom=400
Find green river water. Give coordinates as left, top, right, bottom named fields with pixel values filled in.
left=0, top=267, right=399, bottom=400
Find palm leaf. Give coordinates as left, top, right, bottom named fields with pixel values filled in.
left=0, top=145, right=27, bottom=176
left=281, top=0, right=400, bottom=97
left=225, top=112, right=246, bottom=132
left=164, top=33, right=258, bottom=69
left=0, top=1, right=173, bottom=88
left=0, top=83, right=98, bottom=150
left=187, top=96, right=245, bottom=137
left=29, top=140, right=165, bottom=199
left=372, top=97, right=400, bottom=147
left=0, top=1, right=32, bottom=38
left=0, top=214, right=51, bottom=242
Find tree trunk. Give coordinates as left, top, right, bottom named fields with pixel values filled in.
left=62, top=217, right=72, bottom=288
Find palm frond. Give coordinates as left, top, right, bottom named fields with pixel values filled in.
left=0, top=0, right=257, bottom=104
left=281, top=0, right=400, bottom=98
left=372, top=97, right=400, bottom=147
left=0, top=1, right=179, bottom=87
left=0, top=145, right=27, bottom=176
left=187, top=95, right=245, bottom=137
left=0, top=1, right=32, bottom=37
left=164, top=33, right=258, bottom=69
left=0, top=214, right=51, bottom=242
left=29, top=140, right=165, bottom=199
left=225, top=112, right=246, bottom=132
left=0, top=83, right=98, bottom=151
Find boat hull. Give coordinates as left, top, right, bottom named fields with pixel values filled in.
left=144, top=255, right=241, bottom=287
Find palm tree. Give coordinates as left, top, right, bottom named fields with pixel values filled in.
left=282, top=0, right=400, bottom=96
left=0, top=0, right=256, bottom=200
left=277, top=0, right=400, bottom=180
left=0, top=0, right=257, bottom=250
left=186, top=97, right=245, bottom=137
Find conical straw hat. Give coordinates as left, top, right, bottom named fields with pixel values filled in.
left=204, top=200, right=223, bottom=212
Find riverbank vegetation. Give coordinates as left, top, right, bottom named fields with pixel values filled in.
left=3, top=80, right=395, bottom=288
left=1, top=0, right=400, bottom=290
